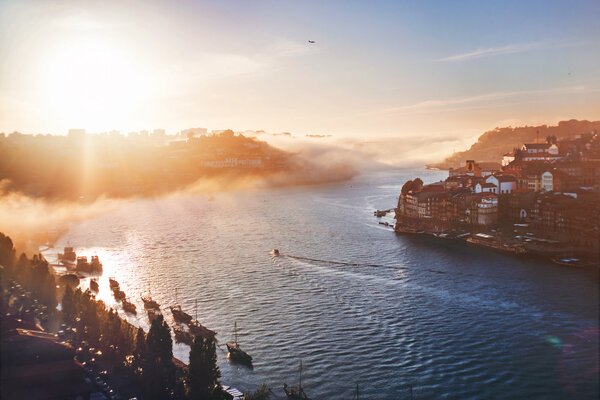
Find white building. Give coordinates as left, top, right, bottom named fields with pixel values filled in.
left=485, top=174, right=517, bottom=194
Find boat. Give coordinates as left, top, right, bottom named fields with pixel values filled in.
left=109, top=277, right=119, bottom=289
left=58, top=246, right=77, bottom=267
left=147, top=308, right=163, bottom=323
left=122, top=298, right=137, bottom=314
left=113, top=288, right=126, bottom=301
left=271, top=249, right=280, bottom=256
left=141, top=294, right=160, bottom=310
left=89, top=255, right=103, bottom=271
left=466, top=233, right=527, bottom=255
left=187, top=300, right=217, bottom=340
left=551, top=257, right=596, bottom=268
left=76, top=256, right=91, bottom=271
left=284, top=360, right=310, bottom=400
left=170, top=288, right=193, bottom=323
left=89, top=278, right=99, bottom=292
left=173, top=325, right=193, bottom=345
left=226, top=322, right=252, bottom=365
left=170, top=305, right=193, bottom=323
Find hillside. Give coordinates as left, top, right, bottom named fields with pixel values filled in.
left=429, top=119, right=600, bottom=169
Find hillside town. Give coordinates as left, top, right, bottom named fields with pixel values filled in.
left=395, top=131, right=600, bottom=265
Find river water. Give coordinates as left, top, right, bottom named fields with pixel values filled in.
left=50, top=168, right=599, bottom=399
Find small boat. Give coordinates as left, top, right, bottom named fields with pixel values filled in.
left=89, top=278, right=99, bottom=292
left=551, top=257, right=596, bottom=268
left=226, top=322, right=252, bottom=365
left=58, top=246, right=77, bottom=267
left=187, top=299, right=216, bottom=339
left=76, top=256, right=91, bottom=271
left=173, top=325, right=193, bottom=345
left=170, top=305, right=193, bottom=324
left=170, top=288, right=193, bottom=323
left=271, top=249, right=280, bottom=256
left=147, top=308, right=163, bottom=323
left=89, top=255, right=102, bottom=271
left=141, top=294, right=160, bottom=310
left=122, top=298, right=137, bottom=314
left=109, top=277, right=119, bottom=289
left=284, top=360, right=310, bottom=400
left=113, top=288, right=126, bottom=301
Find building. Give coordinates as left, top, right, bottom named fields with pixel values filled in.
left=484, top=174, right=517, bottom=194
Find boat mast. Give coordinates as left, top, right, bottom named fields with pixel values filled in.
left=195, top=299, right=198, bottom=321
left=234, top=321, right=238, bottom=343
left=355, top=382, right=359, bottom=400
left=299, top=359, right=303, bottom=392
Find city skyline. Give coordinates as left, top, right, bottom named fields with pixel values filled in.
left=1, top=0, right=599, bottom=141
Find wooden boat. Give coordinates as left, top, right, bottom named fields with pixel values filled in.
left=187, top=299, right=216, bottom=339
left=170, top=288, right=193, bottom=323
left=284, top=360, right=310, bottom=399
left=122, top=298, right=137, bottom=314
left=112, top=288, right=126, bottom=301
left=58, top=246, right=77, bottom=267
left=147, top=308, right=162, bottom=323
left=109, top=277, right=119, bottom=289
left=141, top=294, right=160, bottom=310
left=226, top=322, right=252, bottom=365
left=89, top=278, right=99, bottom=292
left=173, top=325, right=193, bottom=345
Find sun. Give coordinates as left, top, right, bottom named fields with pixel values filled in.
left=38, top=36, right=149, bottom=132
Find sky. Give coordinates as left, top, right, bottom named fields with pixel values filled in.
left=1, top=0, right=599, bottom=145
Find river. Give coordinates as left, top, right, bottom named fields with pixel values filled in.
left=49, top=168, right=599, bottom=399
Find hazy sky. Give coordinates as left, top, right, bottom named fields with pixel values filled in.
left=1, top=0, right=599, bottom=142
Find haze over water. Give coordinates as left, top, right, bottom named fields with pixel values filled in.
left=50, top=168, right=599, bottom=399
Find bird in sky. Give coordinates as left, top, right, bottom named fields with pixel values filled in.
left=308, top=40, right=316, bottom=44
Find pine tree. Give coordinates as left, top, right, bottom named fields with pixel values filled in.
left=144, top=315, right=175, bottom=400
left=62, top=285, right=76, bottom=323
left=189, top=336, right=221, bottom=400
left=135, top=327, right=147, bottom=362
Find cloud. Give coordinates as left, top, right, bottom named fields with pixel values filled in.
left=437, top=42, right=544, bottom=62
left=436, top=40, right=587, bottom=62
left=374, top=85, right=587, bottom=116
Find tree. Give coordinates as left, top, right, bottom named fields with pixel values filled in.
left=401, top=180, right=414, bottom=195
left=188, top=336, right=221, bottom=400
left=0, top=233, right=16, bottom=273
left=135, top=327, right=147, bottom=362
left=144, top=315, right=175, bottom=400
left=62, top=285, right=76, bottom=323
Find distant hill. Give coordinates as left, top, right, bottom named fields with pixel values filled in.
left=429, top=119, right=600, bottom=169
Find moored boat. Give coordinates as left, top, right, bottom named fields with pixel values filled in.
left=170, top=288, right=193, bottom=323
left=58, top=246, right=77, bottom=267
left=173, top=325, right=193, bottom=345
left=284, top=360, right=310, bottom=400
left=187, top=300, right=216, bottom=339
left=170, top=305, right=193, bottom=324
left=109, top=277, right=119, bottom=289
left=89, top=255, right=103, bottom=271
left=147, top=308, right=162, bottom=323
left=89, top=278, right=99, bottom=292
left=122, top=298, right=137, bottom=314
left=226, top=322, right=252, bottom=365
left=113, top=288, right=126, bottom=301
left=141, top=295, right=160, bottom=310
